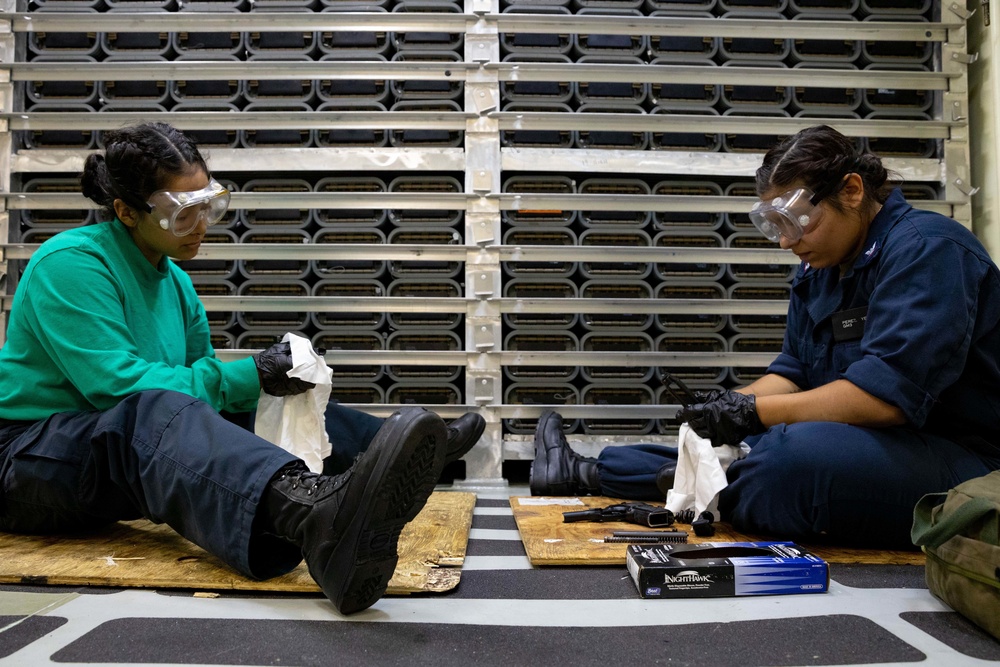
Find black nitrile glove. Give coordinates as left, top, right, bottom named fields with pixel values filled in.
left=676, top=390, right=765, bottom=447
left=253, top=341, right=316, bottom=397
left=660, top=372, right=725, bottom=416
left=691, top=389, right=727, bottom=405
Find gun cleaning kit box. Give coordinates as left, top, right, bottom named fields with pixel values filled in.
left=626, top=541, right=829, bottom=599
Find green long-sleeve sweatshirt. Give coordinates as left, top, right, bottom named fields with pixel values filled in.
left=0, top=220, right=259, bottom=421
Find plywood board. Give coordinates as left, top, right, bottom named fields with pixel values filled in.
left=511, top=496, right=925, bottom=566
left=0, top=491, right=476, bottom=595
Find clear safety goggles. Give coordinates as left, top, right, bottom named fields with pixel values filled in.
left=748, top=187, right=823, bottom=243
left=748, top=163, right=859, bottom=243
left=146, top=178, right=231, bottom=237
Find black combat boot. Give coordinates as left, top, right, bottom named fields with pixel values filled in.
left=529, top=410, right=601, bottom=496
left=257, top=407, right=448, bottom=615
left=444, top=412, right=486, bottom=464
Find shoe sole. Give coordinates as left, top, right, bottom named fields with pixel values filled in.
left=322, top=408, right=447, bottom=615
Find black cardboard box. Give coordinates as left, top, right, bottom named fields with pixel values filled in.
left=626, top=541, right=829, bottom=599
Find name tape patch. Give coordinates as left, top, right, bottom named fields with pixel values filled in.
left=832, top=306, right=868, bottom=342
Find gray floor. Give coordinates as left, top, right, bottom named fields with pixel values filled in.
left=0, top=485, right=998, bottom=667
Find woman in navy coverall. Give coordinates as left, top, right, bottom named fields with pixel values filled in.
left=532, top=125, right=1000, bottom=548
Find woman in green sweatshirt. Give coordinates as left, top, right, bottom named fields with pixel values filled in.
left=0, top=122, right=479, bottom=615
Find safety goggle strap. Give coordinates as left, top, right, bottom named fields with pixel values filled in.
left=808, top=156, right=862, bottom=206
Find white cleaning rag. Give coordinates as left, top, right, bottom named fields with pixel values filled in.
left=665, top=423, right=750, bottom=517
left=254, top=332, right=333, bottom=473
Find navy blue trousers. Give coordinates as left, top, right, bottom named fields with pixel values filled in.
left=0, top=390, right=385, bottom=580
left=594, top=444, right=678, bottom=500
left=596, top=423, right=1000, bottom=548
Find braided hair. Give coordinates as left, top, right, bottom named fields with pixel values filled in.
left=80, top=122, right=208, bottom=222
left=755, top=125, right=899, bottom=215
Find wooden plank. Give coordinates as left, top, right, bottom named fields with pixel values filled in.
left=511, top=496, right=925, bottom=566
left=0, top=491, right=476, bottom=595
left=388, top=490, right=477, bottom=594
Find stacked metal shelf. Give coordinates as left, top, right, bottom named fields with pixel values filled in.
left=0, top=0, right=973, bottom=481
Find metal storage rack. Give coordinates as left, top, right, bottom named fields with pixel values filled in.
left=0, top=1, right=975, bottom=484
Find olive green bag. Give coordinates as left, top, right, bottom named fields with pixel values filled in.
left=911, top=471, right=1000, bottom=640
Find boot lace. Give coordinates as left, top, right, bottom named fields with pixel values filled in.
left=279, top=469, right=325, bottom=496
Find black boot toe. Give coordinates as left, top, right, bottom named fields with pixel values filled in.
left=444, top=412, right=486, bottom=464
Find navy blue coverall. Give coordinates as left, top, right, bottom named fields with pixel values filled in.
left=596, top=190, right=1000, bottom=548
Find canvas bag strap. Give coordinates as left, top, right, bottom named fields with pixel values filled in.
left=912, top=493, right=999, bottom=549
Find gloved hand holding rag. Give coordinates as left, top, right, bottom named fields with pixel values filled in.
left=254, top=333, right=333, bottom=473
left=254, top=340, right=316, bottom=397
left=677, top=390, right=766, bottom=448
left=664, top=388, right=758, bottom=520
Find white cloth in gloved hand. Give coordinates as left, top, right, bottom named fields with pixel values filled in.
left=254, top=332, right=333, bottom=473
left=665, top=423, right=750, bottom=517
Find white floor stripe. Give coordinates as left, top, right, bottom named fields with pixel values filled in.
left=471, top=485, right=528, bottom=502
left=0, top=591, right=79, bottom=617
left=0, top=582, right=948, bottom=626
left=461, top=555, right=534, bottom=571
left=472, top=506, right=514, bottom=516
left=468, top=528, right=522, bottom=541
